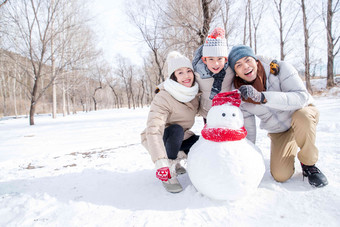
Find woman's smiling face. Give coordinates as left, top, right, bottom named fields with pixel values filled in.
left=174, top=67, right=194, bottom=87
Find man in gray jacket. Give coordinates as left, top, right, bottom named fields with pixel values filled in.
left=228, top=45, right=328, bottom=188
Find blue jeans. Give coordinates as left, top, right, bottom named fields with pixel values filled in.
left=163, top=124, right=199, bottom=160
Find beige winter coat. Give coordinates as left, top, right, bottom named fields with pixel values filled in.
left=141, top=84, right=200, bottom=163
left=195, top=66, right=234, bottom=118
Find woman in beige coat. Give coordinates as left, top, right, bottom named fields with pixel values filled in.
left=141, top=51, right=200, bottom=193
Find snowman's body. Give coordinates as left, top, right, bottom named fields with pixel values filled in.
left=187, top=93, right=265, bottom=201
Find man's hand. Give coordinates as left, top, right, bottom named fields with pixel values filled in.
left=238, top=85, right=262, bottom=103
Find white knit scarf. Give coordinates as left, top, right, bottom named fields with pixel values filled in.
left=163, top=78, right=199, bottom=103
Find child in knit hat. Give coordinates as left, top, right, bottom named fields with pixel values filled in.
left=228, top=44, right=328, bottom=188
left=192, top=27, right=234, bottom=121
left=141, top=51, right=200, bottom=193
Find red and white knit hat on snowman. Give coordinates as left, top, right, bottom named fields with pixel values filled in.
left=201, top=90, right=247, bottom=142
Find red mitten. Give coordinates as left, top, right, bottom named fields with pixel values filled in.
left=156, top=167, right=171, bottom=181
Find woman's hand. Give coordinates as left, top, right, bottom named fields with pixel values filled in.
left=155, top=159, right=172, bottom=181
left=156, top=167, right=172, bottom=181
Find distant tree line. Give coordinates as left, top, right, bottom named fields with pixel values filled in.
left=0, top=0, right=339, bottom=125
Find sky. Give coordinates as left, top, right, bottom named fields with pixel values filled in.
left=0, top=78, right=339, bottom=226
left=88, top=0, right=147, bottom=65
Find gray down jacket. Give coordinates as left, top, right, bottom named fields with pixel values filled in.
left=238, top=60, right=314, bottom=144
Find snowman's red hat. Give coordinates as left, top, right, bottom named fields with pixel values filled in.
left=212, top=90, right=241, bottom=107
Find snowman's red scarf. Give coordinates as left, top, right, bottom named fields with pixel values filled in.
left=201, top=125, right=247, bottom=142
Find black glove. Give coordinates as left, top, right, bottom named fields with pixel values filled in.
left=239, top=85, right=265, bottom=103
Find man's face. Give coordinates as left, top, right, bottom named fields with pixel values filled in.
left=234, top=56, right=258, bottom=82
left=202, top=57, right=227, bottom=74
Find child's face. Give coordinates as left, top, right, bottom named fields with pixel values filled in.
left=234, top=56, right=258, bottom=82
left=202, top=57, right=227, bottom=74
left=174, top=67, right=194, bottom=87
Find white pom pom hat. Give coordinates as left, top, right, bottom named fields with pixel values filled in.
left=167, top=51, right=193, bottom=77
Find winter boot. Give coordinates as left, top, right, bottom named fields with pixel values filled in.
left=175, top=162, right=186, bottom=175
left=155, top=158, right=183, bottom=193
left=168, top=159, right=186, bottom=175
left=301, top=163, right=328, bottom=188
left=162, top=176, right=183, bottom=193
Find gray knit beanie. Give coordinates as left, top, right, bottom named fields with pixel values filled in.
left=228, top=45, right=257, bottom=72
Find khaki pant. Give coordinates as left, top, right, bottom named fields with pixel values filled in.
left=268, top=105, right=319, bottom=182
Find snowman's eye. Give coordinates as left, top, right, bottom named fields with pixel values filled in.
left=232, top=113, right=236, bottom=117
left=222, top=113, right=226, bottom=117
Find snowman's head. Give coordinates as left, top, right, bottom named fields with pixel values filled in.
left=206, top=104, right=244, bottom=129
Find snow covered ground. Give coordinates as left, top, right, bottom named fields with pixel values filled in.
left=1, top=83, right=340, bottom=226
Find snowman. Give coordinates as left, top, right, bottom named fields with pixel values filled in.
left=187, top=90, right=265, bottom=201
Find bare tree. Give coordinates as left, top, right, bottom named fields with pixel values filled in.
left=159, top=0, right=219, bottom=56
left=11, top=0, right=62, bottom=125
left=92, top=85, right=102, bottom=111
left=127, top=0, right=166, bottom=84
left=106, top=73, right=121, bottom=109
left=243, top=0, right=248, bottom=45
left=325, top=0, right=340, bottom=88
left=248, top=0, right=252, bottom=48
left=200, top=0, right=215, bottom=46
left=2, top=0, right=94, bottom=124
left=115, top=56, right=135, bottom=109
left=138, top=77, right=146, bottom=108
left=272, top=0, right=300, bottom=60
left=127, top=0, right=219, bottom=90
left=218, top=0, right=237, bottom=47
left=0, top=58, right=8, bottom=116
left=141, top=58, right=156, bottom=104
left=127, top=66, right=136, bottom=109
left=250, top=0, right=266, bottom=54
left=301, top=0, right=313, bottom=93
left=90, top=63, right=106, bottom=111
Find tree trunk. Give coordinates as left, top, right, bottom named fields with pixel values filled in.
left=1, top=70, right=7, bottom=116
left=51, top=5, right=57, bottom=119
left=301, top=0, right=312, bottom=94
left=126, top=86, right=131, bottom=109
left=326, top=0, right=335, bottom=88
left=92, top=96, right=97, bottom=111
left=29, top=74, right=40, bottom=125
left=243, top=4, right=248, bottom=45
left=62, top=79, right=67, bottom=116
left=12, top=77, right=18, bottom=117
left=278, top=0, right=285, bottom=60
left=200, top=0, right=212, bottom=45
left=140, top=80, right=146, bottom=108
left=29, top=101, right=36, bottom=125
left=109, top=85, right=119, bottom=109
left=52, top=80, right=57, bottom=118
left=92, top=86, right=102, bottom=111
left=254, top=28, right=258, bottom=54
left=248, top=0, right=252, bottom=48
